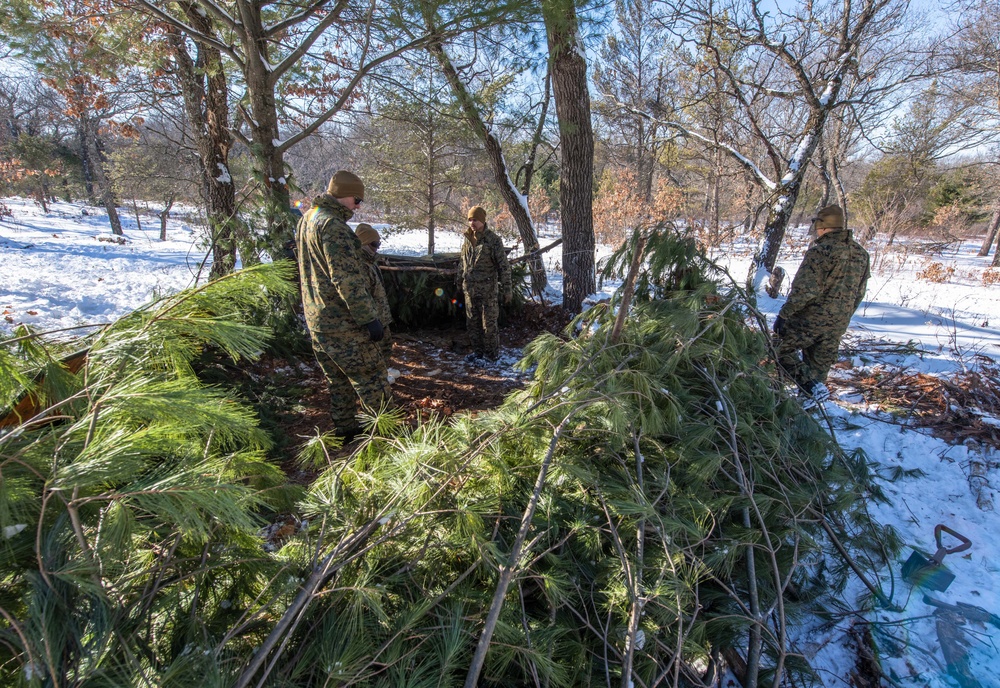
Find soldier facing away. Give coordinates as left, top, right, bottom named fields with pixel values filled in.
left=460, top=206, right=512, bottom=362
left=355, top=223, right=393, bottom=364
left=297, top=171, right=390, bottom=440
left=772, top=204, right=870, bottom=404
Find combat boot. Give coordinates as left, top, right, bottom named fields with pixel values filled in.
left=335, top=425, right=363, bottom=444
left=799, top=381, right=830, bottom=410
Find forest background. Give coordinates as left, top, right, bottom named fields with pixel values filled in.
left=3, top=0, right=1000, bottom=303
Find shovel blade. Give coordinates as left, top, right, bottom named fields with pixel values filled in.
left=903, top=550, right=955, bottom=592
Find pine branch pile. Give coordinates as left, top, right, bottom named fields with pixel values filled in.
left=0, top=263, right=301, bottom=686
left=0, top=234, right=896, bottom=687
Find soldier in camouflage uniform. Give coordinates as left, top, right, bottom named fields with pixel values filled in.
left=297, top=171, right=390, bottom=438
left=355, top=223, right=393, bottom=363
left=773, top=204, right=870, bottom=402
left=460, top=206, right=512, bottom=361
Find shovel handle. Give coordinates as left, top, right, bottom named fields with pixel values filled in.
left=934, top=524, right=972, bottom=559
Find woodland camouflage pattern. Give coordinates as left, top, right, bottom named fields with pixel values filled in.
left=362, top=250, right=393, bottom=362
left=461, top=224, right=511, bottom=359
left=776, top=228, right=870, bottom=389
left=297, top=194, right=390, bottom=429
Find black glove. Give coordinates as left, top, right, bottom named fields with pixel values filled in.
left=772, top=315, right=786, bottom=336
left=365, top=319, right=384, bottom=342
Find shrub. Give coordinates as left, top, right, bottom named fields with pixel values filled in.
left=916, top=261, right=955, bottom=283
left=983, top=268, right=1000, bottom=286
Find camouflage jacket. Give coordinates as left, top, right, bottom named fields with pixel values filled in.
left=460, top=225, right=512, bottom=296
left=361, top=251, right=392, bottom=326
left=296, top=195, right=378, bottom=332
left=779, top=228, right=870, bottom=334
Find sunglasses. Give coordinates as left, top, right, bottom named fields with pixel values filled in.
left=354, top=197, right=363, bottom=205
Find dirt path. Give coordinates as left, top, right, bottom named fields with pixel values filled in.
left=253, top=303, right=570, bottom=478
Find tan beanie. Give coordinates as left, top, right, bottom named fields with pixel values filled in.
left=327, top=170, right=364, bottom=200
left=355, top=223, right=380, bottom=245
left=812, top=204, right=844, bottom=230
left=467, top=205, right=487, bottom=223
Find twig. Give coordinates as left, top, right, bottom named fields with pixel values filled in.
left=610, top=233, right=647, bottom=344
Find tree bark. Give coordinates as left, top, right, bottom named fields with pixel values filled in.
left=235, top=0, right=292, bottom=259
left=517, top=67, right=551, bottom=201
left=165, top=13, right=238, bottom=278
left=753, top=107, right=835, bottom=280
left=543, top=0, right=595, bottom=313
left=427, top=117, right=436, bottom=255
left=92, top=134, right=123, bottom=236
left=979, top=204, right=1000, bottom=257
left=159, top=196, right=174, bottom=241
left=76, top=113, right=95, bottom=201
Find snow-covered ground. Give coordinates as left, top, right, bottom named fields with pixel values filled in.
left=2, top=196, right=1000, bottom=685
left=0, top=198, right=210, bottom=337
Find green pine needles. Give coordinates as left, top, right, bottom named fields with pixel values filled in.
left=0, top=236, right=894, bottom=687
left=0, top=262, right=297, bottom=687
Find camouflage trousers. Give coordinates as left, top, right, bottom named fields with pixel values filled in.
left=464, top=284, right=499, bottom=359
left=774, top=325, right=845, bottom=391
left=379, top=326, right=393, bottom=366
left=310, top=329, right=392, bottom=432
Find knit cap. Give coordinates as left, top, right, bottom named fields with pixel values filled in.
left=355, top=223, right=380, bottom=245
left=467, top=206, right=487, bottom=223
left=327, top=170, right=364, bottom=200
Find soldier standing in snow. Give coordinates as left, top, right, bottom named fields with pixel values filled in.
left=297, top=171, right=390, bottom=440
left=773, top=204, right=870, bottom=403
left=355, top=223, right=393, bottom=364
left=461, top=206, right=512, bottom=362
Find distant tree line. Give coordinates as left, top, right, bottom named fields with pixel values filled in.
left=1, top=0, right=999, bottom=306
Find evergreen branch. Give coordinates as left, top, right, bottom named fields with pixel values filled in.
left=0, top=323, right=109, bottom=347
left=463, top=408, right=584, bottom=688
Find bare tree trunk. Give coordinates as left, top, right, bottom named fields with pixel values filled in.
left=236, top=0, right=292, bottom=257
left=93, top=134, right=123, bottom=236
left=711, top=148, right=721, bottom=246
left=979, top=204, right=1000, bottom=257
left=165, top=11, right=238, bottom=277
left=76, top=114, right=95, bottom=201
left=424, top=24, right=547, bottom=294
left=35, top=182, right=48, bottom=213
left=543, top=0, right=595, bottom=313
left=427, top=117, right=436, bottom=255
left=516, top=67, right=551, bottom=201
left=818, top=141, right=833, bottom=208
left=428, top=164, right=436, bottom=255
left=160, top=196, right=174, bottom=241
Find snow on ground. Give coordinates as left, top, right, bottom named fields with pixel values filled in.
left=4, top=196, right=1000, bottom=684
left=810, top=401, right=1000, bottom=685
left=0, top=197, right=209, bottom=338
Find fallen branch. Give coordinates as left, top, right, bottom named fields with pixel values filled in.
left=463, top=410, right=580, bottom=688
left=510, top=238, right=563, bottom=265
left=378, top=265, right=458, bottom=274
